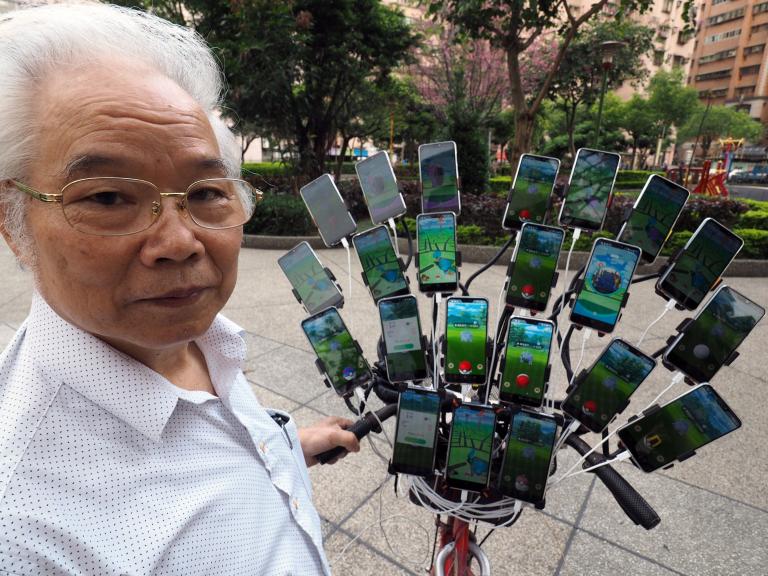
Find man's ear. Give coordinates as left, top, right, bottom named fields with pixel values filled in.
left=0, top=181, right=32, bottom=267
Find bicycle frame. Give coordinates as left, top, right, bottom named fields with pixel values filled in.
left=433, top=517, right=491, bottom=576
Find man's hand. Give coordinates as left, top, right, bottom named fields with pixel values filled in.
left=298, top=416, right=360, bottom=467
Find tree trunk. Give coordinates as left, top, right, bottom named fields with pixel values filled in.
left=564, top=100, right=579, bottom=160
left=509, top=111, right=535, bottom=173
left=335, top=135, right=351, bottom=181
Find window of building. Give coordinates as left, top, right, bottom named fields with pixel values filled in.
left=699, top=48, right=737, bottom=63
left=744, top=44, right=765, bottom=55
left=754, top=2, right=768, bottom=15
left=700, top=88, right=728, bottom=98
left=672, top=55, right=689, bottom=66
left=653, top=50, right=665, bottom=66
left=735, top=85, right=756, bottom=97
left=663, top=0, right=673, bottom=13
left=740, top=65, right=761, bottom=76
left=704, top=28, right=741, bottom=44
left=712, top=0, right=730, bottom=5
left=695, top=69, right=732, bottom=81
left=751, top=23, right=768, bottom=34
left=707, top=7, right=745, bottom=26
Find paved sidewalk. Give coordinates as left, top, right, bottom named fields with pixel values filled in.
left=1, top=241, right=766, bottom=576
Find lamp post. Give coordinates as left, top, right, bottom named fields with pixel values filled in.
left=684, top=90, right=712, bottom=187
left=594, top=40, right=626, bottom=148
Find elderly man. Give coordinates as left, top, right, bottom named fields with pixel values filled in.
left=0, top=3, right=359, bottom=574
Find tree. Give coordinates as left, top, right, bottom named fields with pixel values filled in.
left=620, top=95, right=658, bottom=168
left=677, top=105, right=764, bottom=160
left=427, top=0, right=655, bottom=170
left=546, top=19, right=654, bottom=159
left=130, top=0, right=417, bottom=178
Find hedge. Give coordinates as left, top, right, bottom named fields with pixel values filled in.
left=244, top=193, right=314, bottom=236
left=241, top=162, right=293, bottom=178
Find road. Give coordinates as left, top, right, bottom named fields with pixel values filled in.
left=726, top=183, right=768, bottom=202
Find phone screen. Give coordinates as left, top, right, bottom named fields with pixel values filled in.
left=618, top=384, right=741, bottom=472
left=502, top=154, right=559, bottom=229
left=664, top=286, right=764, bottom=383
left=391, top=387, right=441, bottom=476
left=379, top=296, right=428, bottom=383
left=657, top=219, right=742, bottom=310
left=498, top=410, right=558, bottom=503
left=352, top=225, right=409, bottom=302
left=445, top=404, right=496, bottom=491
left=505, top=223, right=565, bottom=311
left=300, top=174, right=357, bottom=246
left=355, top=151, right=407, bottom=224
left=417, top=213, right=458, bottom=293
left=558, top=149, right=621, bottom=231
left=562, top=339, right=655, bottom=433
left=570, top=239, right=641, bottom=333
left=277, top=242, right=343, bottom=314
left=301, top=308, right=371, bottom=396
left=445, top=297, right=489, bottom=384
left=617, top=175, right=689, bottom=262
left=419, top=141, right=460, bottom=214
left=499, top=318, right=554, bottom=407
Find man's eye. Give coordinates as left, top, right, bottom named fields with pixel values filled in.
left=188, top=187, right=228, bottom=202
left=83, top=191, right=127, bottom=205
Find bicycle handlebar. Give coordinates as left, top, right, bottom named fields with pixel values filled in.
left=315, top=403, right=398, bottom=464
left=564, top=434, right=660, bottom=530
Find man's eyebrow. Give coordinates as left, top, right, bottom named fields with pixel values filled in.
left=194, top=157, right=228, bottom=175
left=60, top=154, right=127, bottom=180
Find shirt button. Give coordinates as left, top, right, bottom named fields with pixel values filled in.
left=259, top=441, right=267, bottom=454
left=292, top=498, right=300, bottom=511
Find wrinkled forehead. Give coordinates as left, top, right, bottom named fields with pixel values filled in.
left=31, top=59, right=222, bottom=185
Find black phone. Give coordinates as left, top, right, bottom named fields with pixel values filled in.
left=562, top=339, right=656, bottom=433
left=390, top=386, right=441, bottom=477
left=444, top=296, right=489, bottom=385
left=417, top=212, right=459, bottom=294
left=558, top=148, right=621, bottom=232
left=378, top=295, right=428, bottom=383
left=656, top=218, right=743, bottom=310
left=569, top=238, right=641, bottom=333
left=498, top=317, right=554, bottom=407
left=355, top=151, right=407, bottom=224
left=498, top=409, right=558, bottom=504
left=277, top=242, right=343, bottom=315
left=419, top=141, right=461, bottom=214
left=445, top=403, right=497, bottom=491
left=617, top=174, right=689, bottom=263
left=300, top=174, right=357, bottom=247
left=663, top=285, right=764, bottom=383
left=617, top=384, right=741, bottom=473
left=351, top=225, right=409, bottom=302
left=301, top=307, right=371, bottom=396
left=502, top=154, right=560, bottom=230
left=504, top=223, right=565, bottom=311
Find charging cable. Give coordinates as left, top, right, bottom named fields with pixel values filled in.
left=388, top=217, right=400, bottom=258
left=637, top=299, right=676, bottom=347
left=340, top=237, right=353, bottom=300
left=556, top=228, right=581, bottom=351
left=432, top=292, right=442, bottom=390
left=567, top=327, right=592, bottom=389
left=645, top=371, right=685, bottom=412
left=561, top=450, right=632, bottom=481
left=552, top=419, right=581, bottom=456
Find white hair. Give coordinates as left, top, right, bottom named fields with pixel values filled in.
left=0, top=1, right=241, bottom=261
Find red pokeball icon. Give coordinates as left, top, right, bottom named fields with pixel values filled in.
left=583, top=400, right=597, bottom=415
left=458, top=360, right=473, bottom=374
left=519, top=209, right=531, bottom=220
left=516, top=374, right=529, bottom=388
left=521, top=284, right=535, bottom=299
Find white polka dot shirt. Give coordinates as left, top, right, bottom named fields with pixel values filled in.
left=0, top=294, right=331, bottom=576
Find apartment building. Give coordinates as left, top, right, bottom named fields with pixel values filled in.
left=688, top=0, right=768, bottom=123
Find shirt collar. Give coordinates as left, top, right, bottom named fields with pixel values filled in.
left=26, top=293, right=247, bottom=442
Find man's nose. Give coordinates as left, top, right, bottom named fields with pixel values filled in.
left=139, top=196, right=205, bottom=265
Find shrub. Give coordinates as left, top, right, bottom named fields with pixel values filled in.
left=489, top=176, right=511, bottom=195
left=733, top=228, right=768, bottom=259
left=241, top=162, right=293, bottom=178
left=245, top=193, right=314, bottom=236
left=674, top=197, right=750, bottom=231
left=457, top=224, right=492, bottom=246
left=739, top=210, right=768, bottom=230
left=394, top=164, right=419, bottom=180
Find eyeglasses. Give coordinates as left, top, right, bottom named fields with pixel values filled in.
left=12, top=177, right=262, bottom=236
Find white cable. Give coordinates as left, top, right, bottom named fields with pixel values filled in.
left=561, top=450, right=631, bottom=480
left=637, top=299, right=676, bottom=347
left=644, top=371, right=685, bottom=411
left=340, top=237, right=353, bottom=301
left=556, top=228, right=581, bottom=352
left=552, top=419, right=581, bottom=456
left=567, top=327, right=591, bottom=389
left=484, top=282, right=509, bottom=404
left=432, top=292, right=442, bottom=390
left=388, top=217, right=400, bottom=258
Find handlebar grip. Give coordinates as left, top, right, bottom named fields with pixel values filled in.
left=315, top=404, right=397, bottom=464
left=565, top=434, right=660, bottom=530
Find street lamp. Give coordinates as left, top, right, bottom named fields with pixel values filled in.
left=594, top=40, right=626, bottom=149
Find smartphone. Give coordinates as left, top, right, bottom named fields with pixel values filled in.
left=656, top=218, right=743, bottom=310
left=355, top=151, right=407, bottom=224
left=505, top=223, right=565, bottom=311
left=502, top=154, right=560, bottom=230
left=663, top=285, right=764, bottom=383
left=301, top=307, right=371, bottom=396
left=419, top=141, right=461, bottom=214
left=498, top=410, right=558, bottom=503
left=390, top=386, right=441, bottom=476
left=558, top=148, right=621, bottom=231
left=445, top=403, right=497, bottom=491
left=570, top=238, right=641, bottom=333
left=352, top=225, right=409, bottom=302
left=617, top=384, right=741, bottom=473
left=444, top=297, right=489, bottom=385
left=499, top=317, right=554, bottom=407
left=277, top=242, right=343, bottom=315
left=300, top=174, right=357, bottom=247
left=617, top=174, right=690, bottom=263
left=562, top=339, right=656, bottom=433
left=379, top=295, right=428, bottom=383
left=417, top=212, right=458, bottom=294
